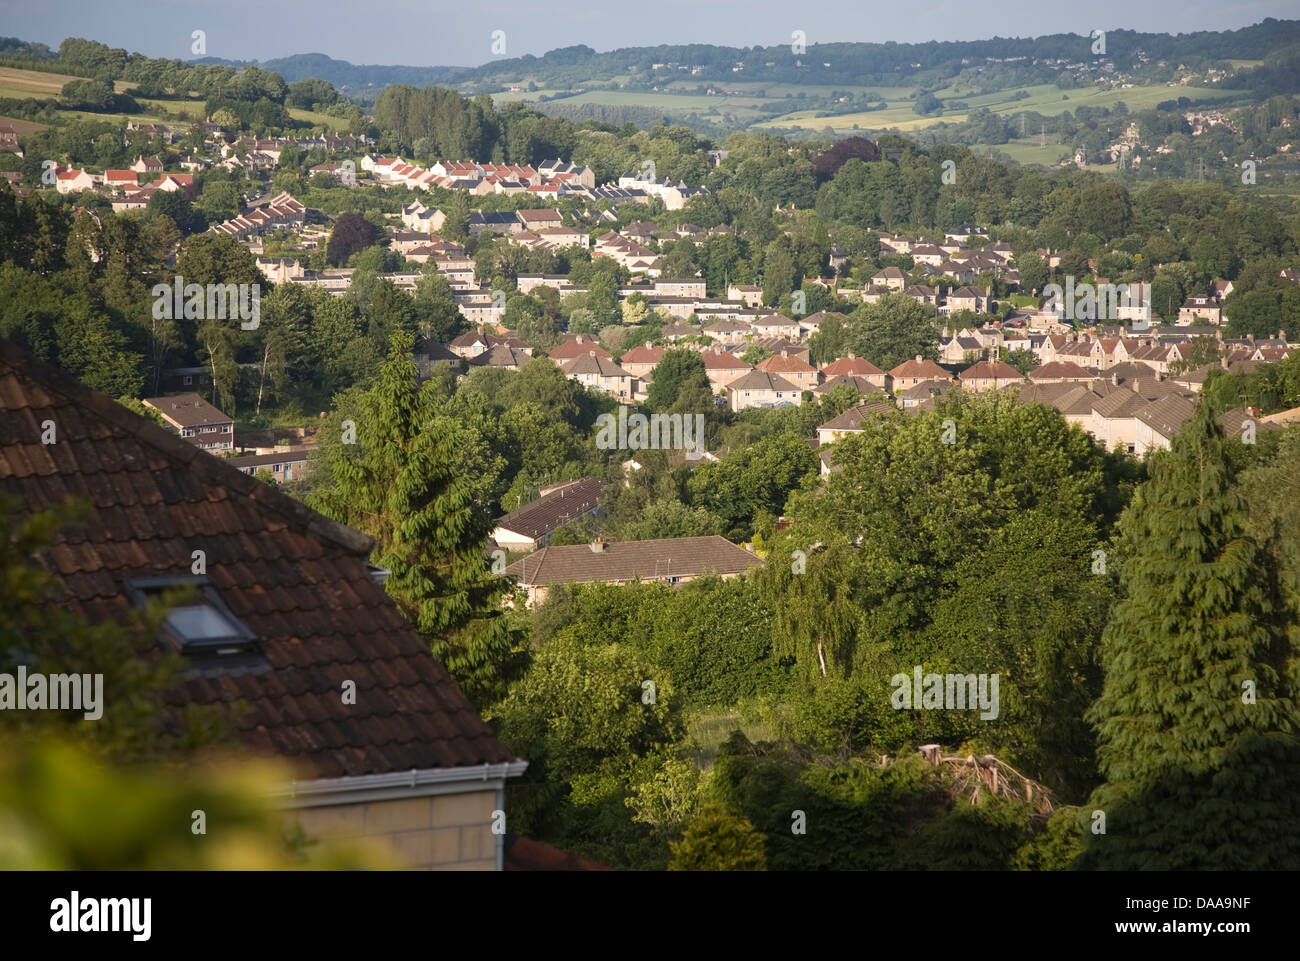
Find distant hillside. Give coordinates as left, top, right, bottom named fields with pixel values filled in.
left=194, top=52, right=463, bottom=96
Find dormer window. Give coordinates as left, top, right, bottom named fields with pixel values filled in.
left=124, top=576, right=257, bottom=657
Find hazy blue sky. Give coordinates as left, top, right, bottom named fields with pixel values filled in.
left=2, top=1, right=1294, bottom=66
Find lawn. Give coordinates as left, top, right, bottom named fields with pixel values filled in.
left=684, top=703, right=777, bottom=768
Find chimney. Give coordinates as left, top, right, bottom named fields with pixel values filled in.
left=589, top=537, right=605, bottom=553
left=589, top=350, right=596, bottom=357
left=1111, top=371, right=1119, bottom=386
left=915, top=355, right=923, bottom=364
left=781, top=349, right=788, bottom=358
left=645, top=342, right=652, bottom=350
left=848, top=352, right=855, bottom=360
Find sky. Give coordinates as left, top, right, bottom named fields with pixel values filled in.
left=2, top=1, right=1295, bottom=67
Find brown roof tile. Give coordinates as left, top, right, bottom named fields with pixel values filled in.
left=0, top=339, right=516, bottom=779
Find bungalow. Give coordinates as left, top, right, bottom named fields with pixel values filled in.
left=727, top=369, right=803, bottom=410
left=504, top=535, right=761, bottom=606
left=492, top=477, right=604, bottom=551
left=142, top=393, right=234, bottom=452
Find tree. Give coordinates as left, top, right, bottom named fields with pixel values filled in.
left=668, top=802, right=767, bottom=870
left=309, top=331, right=516, bottom=704
left=848, top=294, right=942, bottom=372
left=1004, top=348, right=1037, bottom=376
left=1079, top=401, right=1300, bottom=869
left=326, top=212, right=379, bottom=267
left=645, top=349, right=709, bottom=410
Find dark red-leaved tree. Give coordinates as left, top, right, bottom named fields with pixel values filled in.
left=326, top=212, right=379, bottom=266
left=812, top=137, right=879, bottom=184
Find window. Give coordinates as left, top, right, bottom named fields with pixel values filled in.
left=183, top=375, right=193, bottom=386
left=182, top=428, right=196, bottom=437
left=124, top=576, right=257, bottom=658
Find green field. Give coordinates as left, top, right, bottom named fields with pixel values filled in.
left=756, top=80, right=1240, bottom=135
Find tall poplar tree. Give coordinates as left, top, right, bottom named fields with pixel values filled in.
left=310, top=331, right=515, bottom=704
left=1078, top=402, right=1300, bottom=869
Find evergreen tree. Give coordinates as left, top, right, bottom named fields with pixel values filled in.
left=1078, top=401, right=1300, bottom=869
left=309, top=331, right=515, bottom=704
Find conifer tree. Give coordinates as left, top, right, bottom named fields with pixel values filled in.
left=310, top=331, right=514, bottom=704
left=1078, top=401, right=1300, bottom=869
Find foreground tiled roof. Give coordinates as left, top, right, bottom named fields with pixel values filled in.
left=504, top=835, right=612, bottom=871
left=494, top=478, right=603, bottom=540
left=504, top=535, right=760, bottom=587
left=0, top=339, right=515, bottom=779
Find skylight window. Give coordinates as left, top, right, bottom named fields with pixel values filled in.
left=124, top=576, right=258, bottom=657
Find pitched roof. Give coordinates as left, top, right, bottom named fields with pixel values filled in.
left=959, top=360, right=1024, bottom=382
left=727, top=369, right=800, bottom=393
left=888, top=357, right=949, bottom=380
left=504, top=535, right=760, bottom=586
left=822, top=355, right=884, bottom=377
left=494, top=478, right=604, bottom=540
left=560, top=353, right=631, bottom=378
left=818, top=400, right=895, bottom=431
left=142, top=393, right=231, bottom=428
left=0, top=339, right=515, bottom=779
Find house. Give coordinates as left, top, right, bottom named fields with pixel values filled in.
left=939, top=336, right=984, bottom=365
left=448, top=329, right=493, bottom=359
left=896, top=379, right=956, bottom=411
left=516, top=209, right=564, bottom=232
left=103, top=169, right=138, bottom=190
left=1028, top=360, right=1093, bottom=384
left=958, top=360, right=1025, bottom=392
left=821, top=354, right=888, bottom=389
left=756, top=349, right=820, bottom=388
left=619, top=343, right=666, bottom=380
left=1178, top=296, right=1222, bottom=325
left=942, top=286, right=988, bottom=315
left=816, top=399, right=895, bottom=446
left=55, top=168, right=96, bottom=194
left=699, top=350, right=752, bottom=391
left=142, top=393, right=234, bottom=452
left=0, top=340, right=526, bottom=870
left=504, top=535, right=761, bottom=605
left=548, top=335, right=613, bottom=364
left=872, top=266, right=907, bottom=290
left=560, top=352, right=636, bottom=400
left=888, top=356, right=951, bottom=390
left=727, top=369, right=803, bottom=410
left=703, top=319, right=753, bottom=346
left=131, top=155, right=164, bottom=174
left=727, top=284, right=763, bottom=307
left=492, top=478, right=604, bottom=551
left=471, top=344, right=532, bottom=371
left=230, top=446, right=312, bottom=481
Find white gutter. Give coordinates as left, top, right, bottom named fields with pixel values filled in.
left=275, top=760, right=529, bottom=808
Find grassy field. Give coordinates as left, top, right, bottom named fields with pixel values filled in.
left=287, top=107, right=353, bottom=131
left=0, top=114, right=48, bottom=133
left=972, top=137, right=1074, bottom=166
left=0, top=66, right=135, bottom=99
left=751, top=80, right=1242, bottom=136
